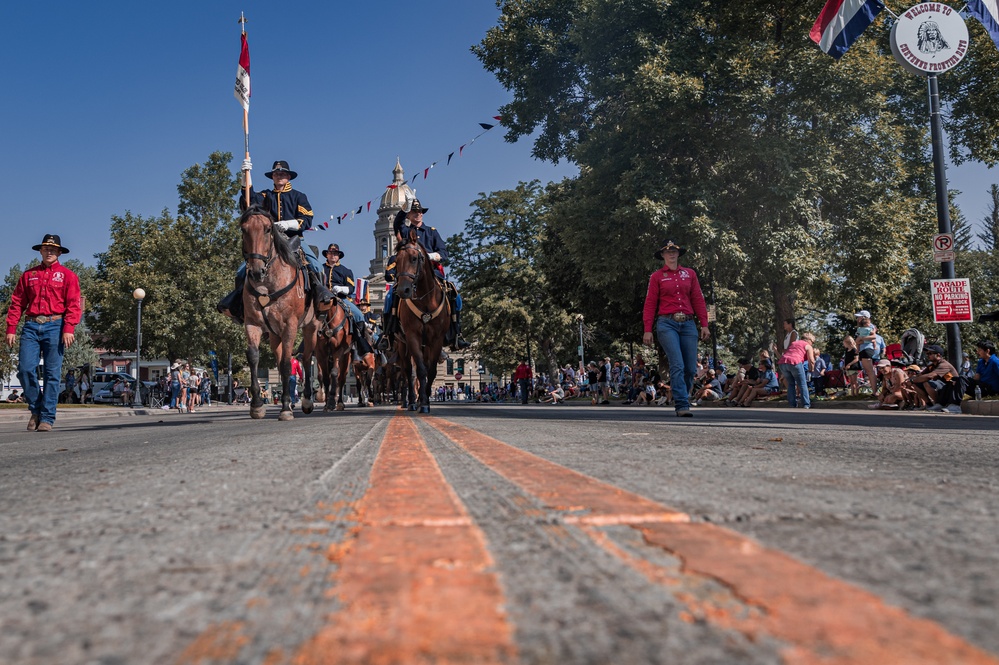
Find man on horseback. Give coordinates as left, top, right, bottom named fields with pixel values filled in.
left=321, top=243, right=376, bottom=360
left=377, top=198, right=469, bottom=351
left=218, top=160, right=334, bottom=323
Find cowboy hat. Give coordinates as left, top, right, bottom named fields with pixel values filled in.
left=263, top=160, right=298, bottom=180
left=322, top=243, right=345, bottom=259
left=32, top=234, right=70, bottom=254
left=406, top=198, right=429, bottom=214
left=654, top=239, right=686, bottom=259
left=854, top=310, right=872, bottom=319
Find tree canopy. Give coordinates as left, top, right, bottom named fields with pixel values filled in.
left=474, top=0, right=997, bottom=355
left=90, top=151, right=245, bottom=364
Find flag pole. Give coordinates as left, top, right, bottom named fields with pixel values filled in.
left=238, top=12, right=251, bottom=209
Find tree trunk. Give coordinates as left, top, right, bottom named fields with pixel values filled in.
left=770, top=280, right=796, bottom=354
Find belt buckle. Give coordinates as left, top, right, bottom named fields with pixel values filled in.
left=673, top=313, right=687, bottom=322
left=35, top=315, right=49, bottom=323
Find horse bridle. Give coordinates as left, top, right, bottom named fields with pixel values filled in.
left=396, top=242, right=448, bottom=324
left=241, top=218, right=299, bottom=311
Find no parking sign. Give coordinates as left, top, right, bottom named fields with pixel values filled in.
left=931, top=278, right=973, bottom=323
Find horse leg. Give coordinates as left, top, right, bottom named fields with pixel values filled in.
left=413, top=354, right=430, bottom=414
left=271, top=331, right=294, bottom=421
left=422, top=348, right=440, bottom=414
left=301, top=321, right=317, bottom=415
left=246, top=326, right=266, bottom=419
left=336, top=351, right=348, bottom=411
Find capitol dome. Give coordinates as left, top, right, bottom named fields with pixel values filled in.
left=378, top=158, right=415, bottom=214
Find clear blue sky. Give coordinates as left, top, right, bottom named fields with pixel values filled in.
left=0, top=2, right=995, bottom=280
left=0, top=1, right=576, bottom=277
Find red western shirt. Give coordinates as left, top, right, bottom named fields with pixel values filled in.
left=513, top=363, right=532, bottom=381
left=5, top=261, right=82, bottom=335
left=642, top=264, right=709, bottom=333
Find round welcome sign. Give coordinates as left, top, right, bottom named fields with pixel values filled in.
left=891, top=3, right=970, bottom=75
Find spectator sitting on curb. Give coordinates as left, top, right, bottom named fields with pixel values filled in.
left=965, top=339, right=999, bottom=399
left=908, top=345, right=963, bottom=413
left=734, top=359, right=779, bottom=407
left=541, top=383, right=565, bottom=404
left=691, top=369, right=723, bottom=406
left=903, top=364, right=927, bottom=409
left=869, top=360, right=908, bottom=409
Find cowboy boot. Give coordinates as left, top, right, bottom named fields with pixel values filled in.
left=376, top=312, right=395, bottom=351
left=217, top=274, right=245, bottom=325
left=308, top=267, right=335, bottom=308
left=450, top=309, right=470, bottom=351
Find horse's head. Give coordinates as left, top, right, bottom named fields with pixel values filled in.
left=393, top=230, right=427, bottom=300
left=240, top=207, right=277, bottom=281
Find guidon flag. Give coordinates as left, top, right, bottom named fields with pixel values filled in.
left=234, top=33, right=250, bottom=110
left=965, top=0, right=999, bottom=51
left=354, top=278, right=369, bottom=304
left=810, top=0, right=885, bottom=59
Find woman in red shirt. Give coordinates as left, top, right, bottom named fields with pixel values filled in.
left=642, top=240, right=710, bottom=417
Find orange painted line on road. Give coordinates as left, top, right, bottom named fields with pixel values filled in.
left=292, top=415, right=517, bottom=665
left=425, top=416, right=999, bottom=665
left=424, top=416, right=689, bottom=523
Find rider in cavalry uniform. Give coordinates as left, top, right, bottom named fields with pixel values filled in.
left=217, top=160, right=334, bottom=323
left=377, top=197, right=469, bottom=351
left=321, top=243, right=375, bottom=360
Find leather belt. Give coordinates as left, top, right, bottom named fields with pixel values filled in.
left=659, top=312, right=690, bottom=322
left=29, top=314, right=63, bottom=324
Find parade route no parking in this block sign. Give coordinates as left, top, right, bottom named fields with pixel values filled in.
left=931, top=278, right=974, bottom=323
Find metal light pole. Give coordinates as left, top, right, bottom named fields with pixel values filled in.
left=132, top=288, right=145, bottom=406
left=577, top=314, right=585, bottom=371
left=927, top=73, right=963, bottom=367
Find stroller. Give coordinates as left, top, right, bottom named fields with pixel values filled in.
left=900, top=328, right=925, bottom=365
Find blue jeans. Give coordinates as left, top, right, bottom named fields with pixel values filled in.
left=169, top=381, right=181, bottom=408
left=17, top=320, right=65, bottom=424
left=780, top=362, right=810, bottom=408
left=342, top=298, right=365, bottom=326
left=289, top=376, right=298, bottom=406
left=654, top=317, right=698, bottom=411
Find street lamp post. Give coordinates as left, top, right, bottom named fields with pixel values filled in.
left=132, top=288, right=145, bottom=407
left=577, top=314, right=585, bottom=371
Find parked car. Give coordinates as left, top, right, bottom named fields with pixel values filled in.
left=91, top=372, right=137, bottom=404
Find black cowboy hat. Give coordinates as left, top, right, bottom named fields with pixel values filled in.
left=32, top=234, right=70, bottom=254
left=407, top=198, right=429, bottom=214
left=654, top=239, right=686, bottom=259
left=322, top=243, right=345, bottom=259
left=264, top=160, right=298, bottom=180
left=358, top=298, right=370, bottom=306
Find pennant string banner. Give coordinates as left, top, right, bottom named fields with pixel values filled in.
left=323, top=117, right=502, bottom=226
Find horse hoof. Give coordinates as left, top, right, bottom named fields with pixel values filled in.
left=336, top=403, right=345, bottom=412
left=250, top=406, right=266, bottom=419
left=301, top=399, right=314, bottom=414
left=278, top=410, right=294, bottom=421
left=419, top=406, right=430, bottom=414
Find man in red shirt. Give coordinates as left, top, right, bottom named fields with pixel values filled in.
left=642, top=239, right=710, bottom=417
left=513, top=359, right=532, bottom=405
left=5, top=234, right=82, bottom=432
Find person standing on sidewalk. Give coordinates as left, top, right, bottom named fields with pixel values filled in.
left=642, top=239, right=710, bottom=417
left=5, top=234, right=82, bottom=432
left=514, top=359, right=532, bottom=404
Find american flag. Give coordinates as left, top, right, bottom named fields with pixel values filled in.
left=354, top=278, right=369, bottom=304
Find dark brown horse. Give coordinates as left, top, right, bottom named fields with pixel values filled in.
left=315, top=301, right=353, bottom=411
left=240, top=206, right=318, bottom=420
left=393, top=230, right=449, bottom=413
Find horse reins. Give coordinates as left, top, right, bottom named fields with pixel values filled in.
left=242, top=220, right=307, bottom=336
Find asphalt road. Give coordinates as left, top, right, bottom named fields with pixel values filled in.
left=0, top=402, right=996, bottom=665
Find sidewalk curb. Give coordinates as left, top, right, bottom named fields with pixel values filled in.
left=0, top=405, right=249, bottom=424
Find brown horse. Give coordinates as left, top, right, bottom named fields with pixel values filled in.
left=352, top=351, right=377, bottom=407
left=393, top=230, right=449, bottom=413
left=240, top=206, right=318, bottom=421
left=315, top=301, right=353, bottom=411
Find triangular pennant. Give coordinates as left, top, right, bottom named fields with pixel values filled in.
left=367, top=201, right=372, bottom=211
left=387, top=184, right=398, bottom=190
left=336, top=216, right=342, bottom=225
left=447, top=152, right=454, bottom=165
left=424, top=167, right=430, bottom=180
left=356, top=205, right=363, bottom=214
left=493, top=115, right=502, bottom=121
left=459, top=144, right=465, bottom=156
left=479, top=123, right=494, bottom=130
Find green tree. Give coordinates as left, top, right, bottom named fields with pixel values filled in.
left=979, top=184, right=999, bottom=251
left=447, top=181, right=575, bottom=375
left=90, top=151, right=245, bottom=364
left=476, top=0, right=937, bottom=354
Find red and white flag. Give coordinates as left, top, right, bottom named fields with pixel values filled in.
left=234, top=33, right=250, bottom=110
left=354, top=278, right=369, bottom=304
